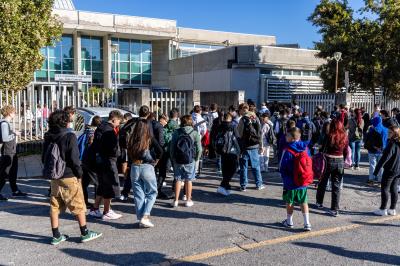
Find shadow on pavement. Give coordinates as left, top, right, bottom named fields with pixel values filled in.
left=0, top=228, right=48, bottom=244
left=293, top=242, right=400, bottom=265
left=60, top=249, right=208, bottom=266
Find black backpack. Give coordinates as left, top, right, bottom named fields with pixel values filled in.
left=242, top=116, right=260, bottom=146
left=265, top=124, right=277, bottom=145
left=276, top=118, right=289, bottom=137
left=364, top=129, right=383, bottom=153
left=301, top=121, right=313, bottom=141
left=215, top=130, right=239, bottom=155
left=174, top=128, right=195, bottom=164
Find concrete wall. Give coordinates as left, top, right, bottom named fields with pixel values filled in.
left=231, top=68, right=260, bottom=103
left=53, top=9, right=177, bottom=38
left=177, top=27, right=276, bottom=46
left=152, top=40, right=170, bottom=88
left=257, top=46, right=325, bottom=69
left=200, top=91, right=245, bottom=109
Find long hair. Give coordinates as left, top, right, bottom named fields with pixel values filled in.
left=354, top=108, right=362, bottom=127
left=127, top=119, right=151, bottom=160
left=328, top=119, right=347, bottom=150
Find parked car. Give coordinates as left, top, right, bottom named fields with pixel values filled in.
left=75, top=107, right=137, bottom=135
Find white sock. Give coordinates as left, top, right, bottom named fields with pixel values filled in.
left=287, top=214, right=293, bottom=225
left=303, top=212, right=310, bottom=225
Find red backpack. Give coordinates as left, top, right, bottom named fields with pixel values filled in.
left=286, top=148, right=314, bottom=187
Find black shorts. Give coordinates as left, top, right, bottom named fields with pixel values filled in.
left=96, top=158, right=120, bottom=199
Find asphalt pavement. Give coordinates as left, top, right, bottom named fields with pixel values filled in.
left=0, top=154, right=399, bottom=266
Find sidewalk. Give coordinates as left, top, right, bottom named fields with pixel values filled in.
left=17, top=154, right=43, bottom=178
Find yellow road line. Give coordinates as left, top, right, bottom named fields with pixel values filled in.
left=178, top=215, right=400, bottom=263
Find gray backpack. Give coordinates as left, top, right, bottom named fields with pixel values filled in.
left=43, top=133, right=67, bottom=180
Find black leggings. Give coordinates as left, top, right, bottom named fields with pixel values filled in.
left=0, top=154, right=19, bottom=193
left=380, top=173, right=399, bottom=210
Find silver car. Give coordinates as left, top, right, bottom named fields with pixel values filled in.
left=75, top=107, right=137, bottom=134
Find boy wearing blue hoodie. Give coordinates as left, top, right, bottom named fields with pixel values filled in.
left=279, top=128, right=312, bottom=231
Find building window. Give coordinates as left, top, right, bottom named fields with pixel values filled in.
left=81, top=36, right=104, bottom=87
left=35, top=35, right=74, bottom=82
left=177, top=42, right=223, bottom=58
left=111, top=38, right=152, bottom=86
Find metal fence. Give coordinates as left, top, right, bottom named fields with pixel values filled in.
left=293, top=91, right=400, bottom=115
left=293, top=93, right=336, bottom=116
left=0, top=86, right=112, bottom=142
left=150, top=91, right=187, bottom=117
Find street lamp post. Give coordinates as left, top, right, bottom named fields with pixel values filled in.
left=111, top=43, right=119, bottom=107
left=333, top=52, right=342, bottom=93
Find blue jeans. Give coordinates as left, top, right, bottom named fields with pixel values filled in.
left=369, top=153, right=383, bottom=182
left=239, top=149, right=263, bottom=188
left=349, top=140, right=361, bottom=167
left=131, top=164, right=158, bottom=220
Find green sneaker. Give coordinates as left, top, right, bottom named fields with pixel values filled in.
left=51, top=234, right=69, bottom=246
left=81, top=230, right=102, bottom=243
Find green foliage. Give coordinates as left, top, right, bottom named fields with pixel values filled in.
left=85, top=86, right=113, bottom=96
left=0, top=0, right=62, bottom=91
left=309, top=0, right=400, bottom=99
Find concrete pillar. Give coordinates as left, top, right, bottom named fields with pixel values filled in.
left=185, top=90, right=201, bottom=114
left=103, top=35, right=112, bottom=89
left=152, top=39, right=171, bottom=88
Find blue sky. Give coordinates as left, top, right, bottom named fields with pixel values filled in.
left=73, top=0, right=365, bottom=49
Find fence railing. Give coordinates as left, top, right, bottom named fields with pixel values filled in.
left=294, top=91, right=400, bottom=115
left=150, top=91, right=187, bottom=117
left=0, top=86, right=113, bottom=142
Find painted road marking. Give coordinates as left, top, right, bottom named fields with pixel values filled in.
left=176, top=215, right=400, bottom=263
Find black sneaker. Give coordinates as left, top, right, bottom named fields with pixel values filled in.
left=157, top=191, right=173, bottom=200
left=12, top=190, right=27, bottom=197
left=316, top=203, right=324, bottom=209
left=0, top=194, right=8, bottom=201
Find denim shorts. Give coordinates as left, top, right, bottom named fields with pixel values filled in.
left=173, top=162, right=196, bottom=181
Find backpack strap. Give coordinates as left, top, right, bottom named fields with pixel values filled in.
left=286, top=148, right=297, bottom=156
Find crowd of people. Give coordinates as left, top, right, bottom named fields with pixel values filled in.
left=0, top=99, right=399, bottom=245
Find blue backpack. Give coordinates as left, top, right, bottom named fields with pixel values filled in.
left=174, top=128, right=195, bottom=164
left=77, top=128, right=94, bottom=160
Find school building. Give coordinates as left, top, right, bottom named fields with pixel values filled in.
left=35, top=0, right=325, bottom=105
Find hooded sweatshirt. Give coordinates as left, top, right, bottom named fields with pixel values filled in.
left=42, top=127, right=83, bottom=179
left=367, top=116, right=388, bottom=154
left=279, top=140, right=310, bottom=190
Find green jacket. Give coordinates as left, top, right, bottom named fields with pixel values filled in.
left=170, top=126, right=202, bottom=162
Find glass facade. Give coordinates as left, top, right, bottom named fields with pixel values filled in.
left=81, top=36, right=104, bottom=86
left=111, top=38, right=152, bottom=86
left=35, top=34, right=74, bottom=82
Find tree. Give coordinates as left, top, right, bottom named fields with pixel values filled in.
left=0, top=0, right=62, bottom=91
left=309, top=0, right=400, bottom=99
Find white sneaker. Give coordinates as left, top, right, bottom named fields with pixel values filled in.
left=171, top=200, right=179, bottom=208
left=388, top=209, right=397, bottom=216
left=102, top=210, right=122, bottom=220
left=185, top=200, right=194, bottom=207
left=88, top=209, right=102, bottom=218
left=182, top=195, right=187, bottom=201
left=139, top=218, right=154, bottom=228
left=217, top=186, right=230, bottom=196
left=373, top=209, right=388, bottom=216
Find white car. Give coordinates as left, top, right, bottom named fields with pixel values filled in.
left=75, top=107, right=137, bottom=134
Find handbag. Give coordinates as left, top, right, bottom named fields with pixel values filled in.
left=344, top=145, right=352, bottom=169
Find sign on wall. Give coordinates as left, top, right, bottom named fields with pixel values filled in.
left=55, top=74, right=92, bottom=82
